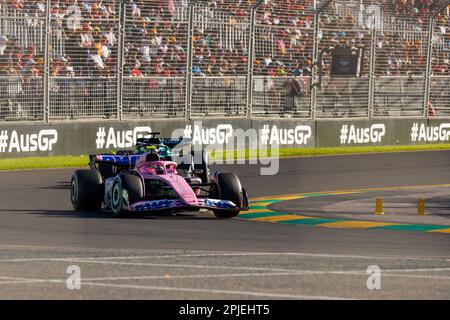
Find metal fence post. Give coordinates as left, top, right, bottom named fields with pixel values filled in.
left=43, top=0, right=50, bottom=123
left=185, top=1, right=196, bottom=121
left=368, top=28, right=377, bottom=119
left=311, top=1, right=332, bottom=120
left=423, top=15, right=435, bottom=118
left=424, top=15, right=435, bottom=119
left=311, top=11, right=320, bottom=120
left=246, top=1, right=263, bottom=119
left=116, top=0, right=126, bottom=122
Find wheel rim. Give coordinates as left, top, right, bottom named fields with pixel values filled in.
left=71, top=178, right=77, bottom=204
left=111, top=182, right=122, bottom=213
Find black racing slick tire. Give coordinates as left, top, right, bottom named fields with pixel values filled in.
left=110, top=173, right=144, bottom=218
left=71, top=170, right=103, bottom=211
left=213, top=172, right=243, bottom=219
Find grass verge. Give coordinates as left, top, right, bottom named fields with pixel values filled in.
left=210, top=144, right=450, bottom=160
left=0, top=155, right=89, bottom=171
left=1, top=144, right=450, bottom=171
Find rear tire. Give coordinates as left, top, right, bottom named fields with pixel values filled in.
left=71, top=170, right=103, bottom=211
left=110, top=173, right=144, bottom=217
left=213, top=172, right=243, bottom=219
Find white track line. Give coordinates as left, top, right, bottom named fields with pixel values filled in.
left=62, top=272, right=450, bottom=282
left=0, top=276, right=352, bottom=300
left=383, top=267, right=450, bottom=273
left=2, top=268, right=450, bottom=289
left=2, top=262, right=450, bottom=280
left=1, top=251, right=449, bottom=263
left=0, top=244, right=449, bottom=261
left=80, top=282, right=353, bottom=300
left=44, top=258, right=450, bottom=275
left=23, top=259, right=330, bottom=273
left=61, top=252, right=450, bottom=261
left=1, top=273, right=449, bottom=299
left=0, top=276, right=65, bottom=285
left=2, top=257, right=450, bottom=275
left=0, top=281, right=35, bottom=285
left=0, top=258, right=315, bottom=271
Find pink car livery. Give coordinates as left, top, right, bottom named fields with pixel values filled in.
left=71, top=152, right=249, bottom=219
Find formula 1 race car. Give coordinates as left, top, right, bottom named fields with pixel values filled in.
left=70, top=152, right=249, bottom=219
left=91, top=133, right=210, bottom=183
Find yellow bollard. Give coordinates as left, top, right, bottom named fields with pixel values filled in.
left=375, top=198, right=384, bottom=215
left=418, top=199, right=426, bottom=216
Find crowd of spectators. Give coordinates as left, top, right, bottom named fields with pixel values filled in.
left=0, top=0, right=449, bottom=79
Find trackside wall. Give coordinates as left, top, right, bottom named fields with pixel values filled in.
left=1, top=119, right=450, bottom=158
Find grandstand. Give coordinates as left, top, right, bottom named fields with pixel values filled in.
left=0, top=0, right=449, bottom=121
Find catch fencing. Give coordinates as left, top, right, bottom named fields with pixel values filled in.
left=0, top=0, right=449, bottom=123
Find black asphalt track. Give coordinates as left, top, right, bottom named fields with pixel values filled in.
left=0, top=150, right=449, bottom=299
left=0, top=150, right=449, bottom=254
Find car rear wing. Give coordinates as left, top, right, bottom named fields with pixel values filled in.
left=135, top=132, right=190, bottom=149
left=89, top=154, right=142, bottom=170
left=163, top=138, right=191, bottom=149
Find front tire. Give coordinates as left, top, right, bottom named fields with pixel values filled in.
left=110, top=173, right=144, bottom=217
left=212, top=172, right=243, bottom=219
left=71, top=170, right=103, bottom=211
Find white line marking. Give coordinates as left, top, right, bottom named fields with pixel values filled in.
left=1, top=251, right=449, bottom=263
left=31, top=258, right=322, bottom=272
left=80, top=281, right=353, bottom=300
left=44, top=258, right=450, bottom=275
left=0, top=276, right=65, bottom=285
left=75, top=273, right=450, bottom=282
left=82, top=272, right=315, bottom=281
left=383, top=267, right=450, bottom=273
left=2, top=267, right=450, bottom=290
left=3, top=260, right=450, bottom=279
left=3, top=272, right=450, bottom=299
left=0, top=280, right=45, bottom=285
left=0, top=276, right=352, bottom=300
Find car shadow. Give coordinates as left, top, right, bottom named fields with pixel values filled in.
left=0, top=209, right=217, bottom=220
left=422, top=195, right=450, bottom=219
left=37, top=181, right=71, bottom=190
left=28, top=181, right=223, bottom=221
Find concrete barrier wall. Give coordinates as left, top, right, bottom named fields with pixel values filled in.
left=0, top=118, right=449, bottom=158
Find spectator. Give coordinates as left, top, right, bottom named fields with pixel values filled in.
left=0, top=0, right=448, bottom=78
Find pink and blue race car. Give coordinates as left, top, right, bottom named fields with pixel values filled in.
left=70, top=152, right=249, bottom=218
